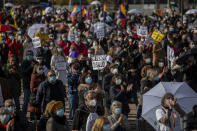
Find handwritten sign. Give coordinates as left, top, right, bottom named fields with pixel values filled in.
left=151, top=31, right=164, bottom=42
left=32, top=37, right=41, bottom=48
left=70, top=34, right=75, bottom=42
left=91, top=55, right=106, bottom=70
left=55, top=62, right=67, bottom=71
left=137, top=26, right=148, bottom=37
left=96, top=23, right=105, bottom=39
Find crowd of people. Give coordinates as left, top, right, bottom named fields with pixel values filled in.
left=0, top=3, right=197, bottom=131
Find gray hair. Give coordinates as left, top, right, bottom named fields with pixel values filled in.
left=4, top=99, right=14, bottom=106
left=84, top=90, right=96, bottom=100
left=0, top=107, right=10, bottom=114
left=111, top=101, right=122, bottom=110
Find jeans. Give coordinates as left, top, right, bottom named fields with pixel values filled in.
left=68, top=94, right=79, bottom=120
left=13, top=96, right=20, bottom=111
left=22, top=88, right=30, bottom=115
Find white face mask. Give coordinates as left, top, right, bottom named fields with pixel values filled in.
left=159, top=62, right=164, bottom=67
left=112, top=68, right=118, bottom=74
left=89, top=99, right=97, bottom=107
left=88, top=53, right=92, bottom=58
left=116, top=79, right=122, bottom=85
left=165, top=99, right=173, bottom=106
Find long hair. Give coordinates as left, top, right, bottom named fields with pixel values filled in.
left=92, top=116, right=106, bottom=131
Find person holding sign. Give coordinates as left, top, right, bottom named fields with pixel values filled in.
left=153, top=41, right=165, bottom=67
left=35, top=27, right=49, bottom=43
left=50, top=45, right=68, bottom=85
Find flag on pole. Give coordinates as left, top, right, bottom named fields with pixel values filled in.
left=103, top=2, right=107, bottom=21
left=82, top=6, right=87, bottom=17
left=70, top=5, right=81, bottom=17
left=120, top=1, right=126, bottom=18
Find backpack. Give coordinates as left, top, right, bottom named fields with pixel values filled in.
left=86, top=113, right=98, bottom=131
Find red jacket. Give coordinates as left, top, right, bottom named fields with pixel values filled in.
left=72, top=42, right=87, bottom=57
left=0, top=122, right=7, bottom=131
left=58, top=40, right=71, bottom=56
left=5, top=39, right=22, bottom=57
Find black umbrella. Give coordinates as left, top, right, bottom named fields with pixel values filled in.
left=176, top=48, right=197, bottom=64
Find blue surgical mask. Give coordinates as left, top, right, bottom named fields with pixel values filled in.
left=154, top=76, right=159, bottom=81
left=145, top=58, right=151, bottom=64
left=93, top=42, right=98, bottom=47
left=50, top=42, right=54, bottom=46
left=63, top=38, right=67, bottom=41
left=103, top=124, right=111, bottom=131
left=85, top=77, right=92, bottom=84
left=38, top=69, right=44, bottom=74
left=44, top=47, right=49, bottom=51
left=115, top=108, right=121, bottom=115
left=190, top=44, right=195, bottom=49
left=26, top=55, right=33, bottom=61
left=49, top=76, right=56, bottom=83
left=8, top=106, right=15, bottom=113
left=18, top=31, right=22, bottom=35
left=83, top=41, right=87, bottom=45
left=169, top=28, right=174, bottom=32
left=87, top=39, right=92, bottom=43
left=56, top=108, right=64, bottom=117
left=57, top=48, right=63, bottom=52
left=116, top=61, right=120, bottom=66
left=76, top=38, right=80, bottom=42
left=1, top=40, right=5, bottom=44
left=0, top=115, right=10, bottom=124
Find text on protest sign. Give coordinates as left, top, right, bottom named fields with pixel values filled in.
left=70, top=34, right=75, bottom=42
left=167, top=46, right=175, bottom=61
left=96, top=23, right=105, bottom=39
left=137, top=26, right=148, bottom=37
left=32, top=37, right=41, bottom=48
left=151, top=31, right=164, bottom=42
left=91, top=55, right=107, bottom=70
left=55, top=62, right=67, bottom=71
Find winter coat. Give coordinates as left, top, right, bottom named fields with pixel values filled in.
left=46, top=115, right=68, bottom=131
left=72, top=104, right=104, bottom=131
left=67, top=72, right=81, bottom=95
left=5, top=39, right=22, bottom=57
left=58, top=41, right=71, bottom=56
left=36, top=80, right=65, bottom=112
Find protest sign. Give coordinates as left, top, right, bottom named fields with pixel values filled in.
left=32, top=37, right=41, bottom=48
left=167, top=46, right=175, bottom=61
left=151, top=31, right=164, bottom=42
left=91, top=55, right=106, bottom=70
left=70, top=34, right=75, bottom=42
left=143, top=38, right=155, bottom=46
left=55, top=62, right=67, bottom=71
left=96, top=23, right=105, bottom=39
left=137, top=26, right=148, bottom=37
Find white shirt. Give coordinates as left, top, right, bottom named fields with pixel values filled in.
left=156, top=108, right=182, bottom=131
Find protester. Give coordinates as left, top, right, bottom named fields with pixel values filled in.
left=0, top=107, right=12, bottom=131
left=92, top=116, right=111, bottom=131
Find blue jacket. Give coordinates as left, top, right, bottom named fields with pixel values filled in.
left=67, top=72, right=81, bottom=95
left=36, top=80, right=65, bottom=112
left=109, top=84, right=132, bottom=116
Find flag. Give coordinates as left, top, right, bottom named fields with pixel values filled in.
left=103, top=2, right=107, bottom=21
left=86, top=8, right=90, bottom=20
left=120, top=1, right=126, bottom=19
left=70, top=5, right=81, bottom=17
left=82, top=6, right=87, bottom=17
left=10, top=11, right=18, bottom=29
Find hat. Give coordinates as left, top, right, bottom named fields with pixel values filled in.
left=47, top=101, right=64, bottom=114
left=106, top=56, right=112, bottom=64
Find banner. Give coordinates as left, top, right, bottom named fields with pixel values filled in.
left=151, top=31, right=164, bottom=42
left=32, top=37, right=41, bottom=48
left=91, top=55, right=106, bottom=70
left=137, top=26, right=148, bottom=37
left=96, top=22, right=105, bottom=39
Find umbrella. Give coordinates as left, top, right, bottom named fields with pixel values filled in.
left=27, top=24, right=46, bottom=39
left=5, top=3, right=14, bottom=7
left=106, top=16, right=113, bottom=22
left=185, top=9, right=197, bottom=15
left=90, top=1, right=101, bottom=5
left=45, top=7, right=53, bottom=14
left=128, top=9, right=142, bottom=15
left=0, top=25, right=17, bottom=32
left=176, top=48, right=197, bottom=64
left=31, top=5, right=41, bottom=10
left=142, top=82, right=197, bottom=130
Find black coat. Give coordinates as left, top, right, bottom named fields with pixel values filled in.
left=72, top=104, right=104, bottom=131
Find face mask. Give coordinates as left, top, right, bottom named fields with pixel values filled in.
left=26, top=55, right=33, bottom=61
left=115, top=108, right=121, bottom=115
left=9, top=36, right=14, bottom=40
left=93, top=42, right=98, bottom=47
left=83, top=41, right=87, bottom=45
left=88, top=53, right=92, bottom=58
left=187, top=37, right=191, bottom=42
left=87, top=39, right=92, bottom=43
left=112, top=68, right=118, bottom=74
left=18, top=31, right=22, bottom=35
left=1, top=40, right=5, bottom=44
left=158, top=62, right=164, bottom=67
left=115, top=79, right=122, bottom=85
left=165, top=99, right=173, bottom=105
left=57, top=48, right=63, bottom=52
left=76, top=38, right=80, bottom=42
left=8, top=106, right=15, bottom=113
left=85, top=77, right=92, bottom=84
left=49, top=76, right=56, bottom=83
left=38, top=69, right=44, bottom=74
left=116, top=62, right=120, bottom=66
left=63, top=38, right=67, bottom=41
left=145, top=58, right=151, bottom=64
left=56, top=108, right=64, bottom=117
left=169, top=28, right=174, bottom=32
left=127, top=29, right=131, bottom=34
left=103, top=124, right=111, bottom=131
left=190, top=44, right=195, bottom=49
left=44, top=47, right=49, bottom=51
left=154, top=76, right=159, bottom=81
left=50, top=42, right=54, bottom=46
left=0, top=115, right=10, bottom=124
left=89, top=99, right=97, bottom=107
